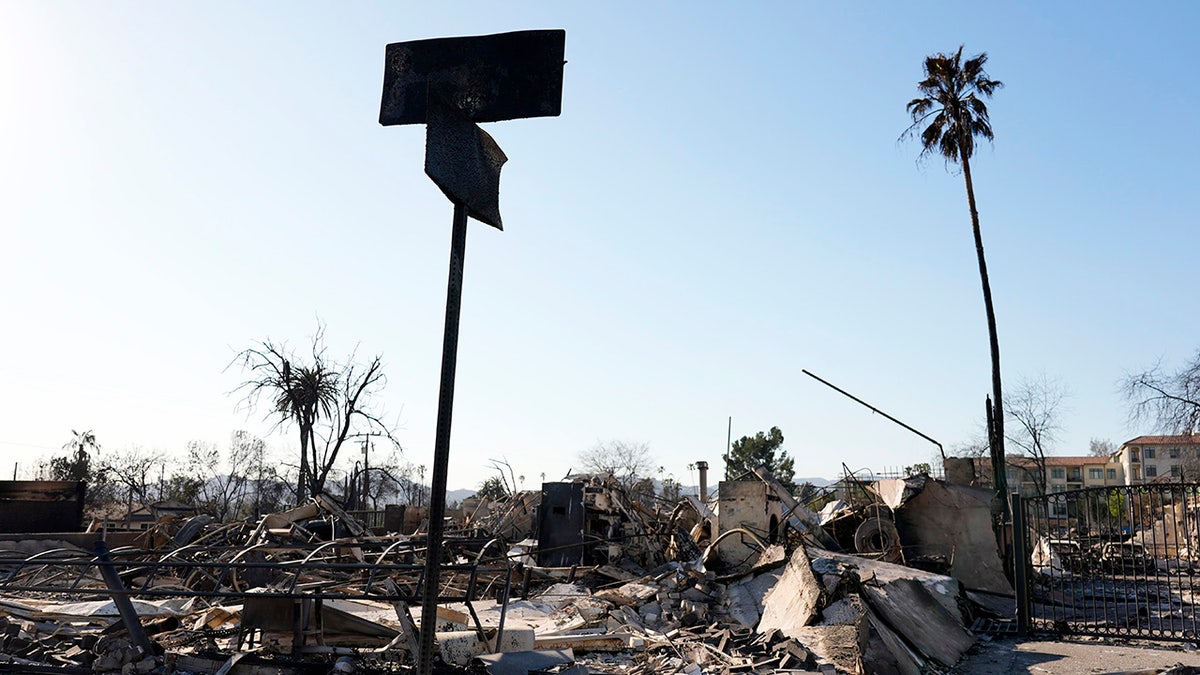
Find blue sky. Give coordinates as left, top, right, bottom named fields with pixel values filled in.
left=2, top=2, right=1198, bottom=492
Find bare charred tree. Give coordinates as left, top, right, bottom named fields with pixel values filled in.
left=100, top=446, right=168, bottom=510
left=362, top=450, right=408, bottom=509
left=1005, top=376, right=1067, bottom=497
left=660, top=477, right=683, bottom=502
left=578, top=440, right=654, bottom=490
left=234, top=325, right=401, bottom=504
left=490, top=458, right=518, bottom=492
left=1088, top=438, right=1116, bottom=458
left=1123, top=353, right=1200, bottom=436
left=951, top=433, right=989, bottom=458
left=241, top=431, right=287, bottom=517
left=182, top=432, right=270, bottom=521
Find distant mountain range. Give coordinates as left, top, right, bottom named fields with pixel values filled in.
left=446, top=488, right=476, bottom=504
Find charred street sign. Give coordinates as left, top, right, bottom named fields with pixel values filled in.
left=379, top=29, right=565, bottom=126
left=379, top=29, right=564, bottom=675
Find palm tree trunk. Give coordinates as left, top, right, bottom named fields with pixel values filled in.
left=961, top=154, right=1010, bottom=520
left=298, top=423, right=310, bottom=505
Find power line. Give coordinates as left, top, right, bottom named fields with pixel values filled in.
left=0, top=440, right=59, bottom=451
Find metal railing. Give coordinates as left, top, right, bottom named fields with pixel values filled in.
left=0, top=536, right=514, bottom=605
left=346, top=509, right=387, bottom=530
left=1016, top=483, right=1200, bottom=639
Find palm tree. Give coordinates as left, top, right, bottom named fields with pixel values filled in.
left=903, top=46, right=1008, bottom=507
left=237, top=341, right=339, bottom=503
left=56, top=429, right=100, bottom=482
left=276, top=359, right=338, bottom=500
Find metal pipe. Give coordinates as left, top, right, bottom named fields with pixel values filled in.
left=93, top=541, right=156, bottom=658
left=802, top=369, right=945, bottom=460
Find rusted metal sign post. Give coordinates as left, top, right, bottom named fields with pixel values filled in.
left=379, top=29, right=564, bottom=674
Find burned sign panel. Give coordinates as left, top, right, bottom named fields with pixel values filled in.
left=379, top=30, right=565, bottom=126
left=537, top=482, right=585, bottom=567
left=424, top=96, right=508, bottom=229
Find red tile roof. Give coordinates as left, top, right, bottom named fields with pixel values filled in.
left=1040, top=455, right=1113, bottom=466
left=1121, top=435, right=1200, bottom=446
left=971, top=455, right=1113, bottom=467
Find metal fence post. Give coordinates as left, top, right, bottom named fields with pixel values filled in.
left=1010, top=491, right=1030, bottom=634
left=94, top=541, right=156, bottom=657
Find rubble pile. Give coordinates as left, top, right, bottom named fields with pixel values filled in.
left=0, top=473, right=1011, bottom=673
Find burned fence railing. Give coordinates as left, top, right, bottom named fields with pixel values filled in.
left=0, top=537, right=515, bottom=606
left=1018, top=482, right=1200, bottom=639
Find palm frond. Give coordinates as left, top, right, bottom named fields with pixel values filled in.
left=906, top=97, right=932, bottom=117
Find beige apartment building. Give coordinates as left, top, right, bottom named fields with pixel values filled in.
left=1114, top=435, right=1200, bottom=484
left=968, top=454, right=1124, bottom=497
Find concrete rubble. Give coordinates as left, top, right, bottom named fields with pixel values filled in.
left=0, top=472, right=1013, bottom=673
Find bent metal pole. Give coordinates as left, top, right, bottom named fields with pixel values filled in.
left=417, top=201, right=468, bottom=670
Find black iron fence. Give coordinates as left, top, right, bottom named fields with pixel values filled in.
left=1016, top=483, right=1200, bottom=639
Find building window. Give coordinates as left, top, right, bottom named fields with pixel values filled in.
left=1051, top=468, right=1066, bottom=479
left=1089, top=468, right=1104, bottom=479
left=1132, top=449, right=1141, bottom=462
left=1170, top=448, right=1181, bottom=458
left=1107, top=468, right=1117, bottom=480
left=1172, top=465, right=1182, bottom=477
left=1146, top=448, right=1156, bottom=459
left=1068, top=468, right=1082, bottom=481
left=1051, top=483, right=1067, bottom=493
left=1146, top=465, right=1158, bottom=477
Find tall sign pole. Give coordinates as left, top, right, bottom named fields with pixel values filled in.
left=379, top=30, right=565, bottom=674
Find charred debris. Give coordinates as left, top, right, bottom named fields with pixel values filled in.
left=0, top=471, right=1012, bottom=674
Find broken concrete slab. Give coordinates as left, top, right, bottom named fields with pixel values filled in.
left=753, top=546, right=976, bottom=673
left=534, top=629, right=645, bottom=652
left=862, top=604, right=923, bottom=675
left=758, top=546, right=822, bottom=636
left=859, top=576, right=974, bottom=668
left=595, top=581, right=658, bottom=606
left=810, top=549, right=964, bottom=620
left=720, top=564, right=787, bottom=629
left=803, top=596, right=871, bottom=674
left=789, top=624, right=866, bottom=674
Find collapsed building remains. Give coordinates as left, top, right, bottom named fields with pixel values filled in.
left=0, top=471, right=1015, bottom=674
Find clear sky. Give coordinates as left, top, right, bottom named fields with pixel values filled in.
left=2, top=2, right=1198, bottom=493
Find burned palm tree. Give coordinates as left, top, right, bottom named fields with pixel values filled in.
left=903, top=46, right=1008, bottom=505
left=235, top=332, right=339, bottom=503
